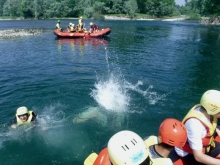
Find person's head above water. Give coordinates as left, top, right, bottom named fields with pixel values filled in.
left=107, top=130, right=149, bottom=165
left=16, top=106, right=29, bottom=122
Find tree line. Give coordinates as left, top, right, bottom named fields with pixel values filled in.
left=0, top=0, right=219, bottom=19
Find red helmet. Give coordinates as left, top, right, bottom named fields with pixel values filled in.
left=158, top=118, right=187, bottom=148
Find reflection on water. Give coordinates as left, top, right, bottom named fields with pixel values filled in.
left=55, top=37, right=110, bottom=52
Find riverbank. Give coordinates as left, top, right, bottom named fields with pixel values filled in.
left=104, top=15, right=189, bottom=21
left=1, top=15, right=219, bottom=25
left=0, top=15, right=189, bottom=21
left=200, top=16, right=220, bottom=25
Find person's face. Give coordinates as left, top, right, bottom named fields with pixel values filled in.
left=18, top=114, right=28, bottom=122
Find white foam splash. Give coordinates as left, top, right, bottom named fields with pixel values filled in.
left=91, top=74, right=130, bottom=112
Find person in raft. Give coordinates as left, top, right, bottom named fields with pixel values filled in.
left=144, top=118, right=187, bottom=165
left=67, top=23, right=76, bottom=32
left=96, top=130, right=151, bottom=165
left=11, top=106, right=37, bottom=129
left=168, top=89, right=220, bottom=165
left=55, top=20, right=62, bottom=31
left=85, top=126, right=186, bottom=165
left=77, top=16, right=84, bottom=32
left=89, top=22, right=99, bottom=33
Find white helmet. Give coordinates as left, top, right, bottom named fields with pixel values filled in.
left=16, top=106, right=28, bottom=116
left=200, top=90, right=220, bottom=115
left=90, top=22, right=93, bottom=26
left=107, top=130, right=149, bottom=165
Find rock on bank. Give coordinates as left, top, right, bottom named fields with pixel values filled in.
left=201, top=16, right=220, bottom=25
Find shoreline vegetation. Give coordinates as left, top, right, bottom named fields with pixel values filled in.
left=0, top=15, right=219, bottom=40
left=0, top=15, right=219, bottom=25
left=0, top=15, right=192, bottom=21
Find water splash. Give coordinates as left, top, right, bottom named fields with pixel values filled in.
left=124, top=81, right=167, bottom=105
left=36, top=103, right=68, bottom=130
left=0, top=103, right=69, bottom=149
left=91, top=73, right=130, bottom=112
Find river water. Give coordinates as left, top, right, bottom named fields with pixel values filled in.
left=0, top=19, right=220, bottom=165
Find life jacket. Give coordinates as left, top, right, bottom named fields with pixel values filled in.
left=69, top=26, right=74, bottom=32
left=16, top=111, right=34, bottom=125
left=79, top=18, right=83, bottom=24
left=93, top=148, right=111, bottom=165
left=77, top=19, right=84, bottom=32
left=56, top=23, right=61, bottom=30
left=144, top=136, right=173, bottom=165
left=180, top=104, right=217, bottom=154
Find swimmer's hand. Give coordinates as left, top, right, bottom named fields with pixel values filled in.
left=10, top=124, right=17, bottom=129
left=41, top=126, right=48, bottom=131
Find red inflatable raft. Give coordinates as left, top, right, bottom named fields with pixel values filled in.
left=54, top=28, right=111, bottom=38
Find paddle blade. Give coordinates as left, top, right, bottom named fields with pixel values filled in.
left=84, top=153, right=98, bottom=165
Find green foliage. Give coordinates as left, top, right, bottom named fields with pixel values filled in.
left=108, top=0, right=124, bottom=14
left=84, top=7, right=93, bottom=18
left=187, top=13, right=201, bottom=20
left=92, top=11, right=105, bottom=20
left=0, top=0, right=219, bottom=19
left=93, top=1, right=106, bottom=14
left=145, top=0, right=174, bottom=17
left=172, top=6, right=181, bottom=16
left=20, top=0, right=34, bottom=18
left=3, top=0, right=21, bottom=17
left=124, top=0, right=138, bottom=18
left=204, top=0, right=220, bottom=15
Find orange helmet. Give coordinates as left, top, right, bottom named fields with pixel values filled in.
left=158, top=118, right=187, bottom=148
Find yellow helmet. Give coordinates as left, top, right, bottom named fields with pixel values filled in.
left=107, top=130, right=149, bottom=165
left=79, top=16, right=83, bottom=19
left=200, top=90, right=220, bottom=115
left=16, top=106, right=28, bottom=116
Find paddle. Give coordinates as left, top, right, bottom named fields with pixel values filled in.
left=84, top=153, right=98, bottom=165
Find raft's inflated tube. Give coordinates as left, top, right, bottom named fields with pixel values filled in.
left=94, top=148, right=110, bottom=165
